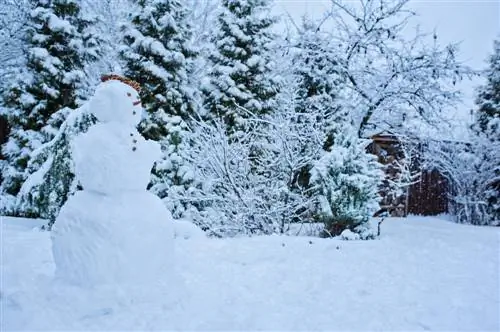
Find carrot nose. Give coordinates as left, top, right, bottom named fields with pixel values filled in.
left=133, top=100, right=141, bottom=106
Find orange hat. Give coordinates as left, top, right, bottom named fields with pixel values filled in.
left=101, top=74, right=141, bottom=93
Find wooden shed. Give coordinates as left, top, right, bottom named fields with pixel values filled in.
left=0, top=115, right=8, bottom=158
left=367, top=133, right=450, bottom=217
left=0, top=115, right=10, bottom=186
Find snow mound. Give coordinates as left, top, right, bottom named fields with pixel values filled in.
left=174, top=219, right=205, bottom=239
left=340, top=229, right=360, bottom=240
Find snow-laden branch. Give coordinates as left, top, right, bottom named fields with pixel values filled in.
left=326, top=0, right=474, bottom=137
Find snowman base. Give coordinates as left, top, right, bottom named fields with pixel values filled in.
left=52, top=190, right=174, bottom=288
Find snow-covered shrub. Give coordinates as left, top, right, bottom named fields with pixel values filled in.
left=340, top=229, right=360, bottom=241
left=425, top=136, right=499, bottom=226
left=184, top=119, right=274, bottom=237
left=311, top=127, right=384, bottom=239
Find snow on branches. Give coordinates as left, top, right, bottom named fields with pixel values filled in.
left=326, top=0, right=473, bottom=137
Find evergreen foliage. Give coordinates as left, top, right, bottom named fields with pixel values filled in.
left=121, top=0, right=199, bottom=218
left=475, top=40, right=500, bottom=136
left=15, top=107, right=97, bottom=223
left=310, top=126, right=384, bottom=239
left=202, top=0, right=278, bottom=133
left=472, top=39, right=500, bottom=224
left=293, top=17, right=343, bottom=149
left=121, top=0, right=197, bottom=137
left=0, top=0, right=100, bottom=212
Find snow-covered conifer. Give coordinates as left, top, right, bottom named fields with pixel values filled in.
left=310, top=126, right=384, bottom=239
left=121, top=0, right=197, bottom=136
left=475, top=40, right=500, bottom=137
left=293, top=17, right=344, bottom=149
left=0, top=0, right=101, bottom=214
left=471, top=39, right=500, bottom=224
left=121, top=0, right=199, bottom=218
left=202, top=0, right=278, bottom=133
left=15, top=107, right=97, bottom=223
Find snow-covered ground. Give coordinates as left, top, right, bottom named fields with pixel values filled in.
left=1, top=216, right=499, bottom=331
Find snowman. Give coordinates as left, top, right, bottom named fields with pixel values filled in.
left=51, top=75, right=174, bottom=289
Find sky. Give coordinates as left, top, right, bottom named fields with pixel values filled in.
left=273, top=0, right=500, bottom=133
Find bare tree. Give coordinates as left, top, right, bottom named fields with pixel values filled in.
left=326, top=0, right=473, bottom=137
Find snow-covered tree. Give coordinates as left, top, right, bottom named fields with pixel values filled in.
left=121, top=0, right=199, bottom=218
left=0, top=0, right=101, bottom=214
left=187, top=0, right=220, bottom=102
left=15, top=107, right=97, bottom=223
left=121, top=0, right=197, bottom=137
left=202, top=0, right=278, bottom=134
left=424, top=137, right=498, bottom=226
left=469, top=39, right=500, bottom=224
left=0, top=0, right=31, bottom=97
left=475, top=133, right=500, bottom=224
left=5, top=0, right=100, bottom=116
left=292, top=16, right=344, bottom=149
left=310, top=126, right=384, bottom=239
left=272, top=16, right=346, bottom=199
left=81, top=0, right=136, bottom=79
left=326, top=0, right=471, bottom=138
left=475, top=39, right=500, bottom=136
left=258, top=85, right=327, bottom=233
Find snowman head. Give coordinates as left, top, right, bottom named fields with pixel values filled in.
left=88, top=75, right=143, bottom=127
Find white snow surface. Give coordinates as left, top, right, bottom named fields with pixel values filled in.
left=1, top=216, right=499, bottom=331
left=173, top=218, right=206, bottom=240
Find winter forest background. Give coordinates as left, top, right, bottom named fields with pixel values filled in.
left=0, top=0, right=498, bottom=237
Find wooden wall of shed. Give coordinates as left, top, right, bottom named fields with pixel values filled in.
left=367, top=134, right=409, bottom=217
left=0, top=115, right=9, bottom=186
left=368, top=134, right=450, bottom=217
left=408, top=169, right=449, bottom=216
left=0, top=115, right=8, bottom=159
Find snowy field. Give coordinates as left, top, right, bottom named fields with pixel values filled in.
left=1, top=216, right=499, bottom=331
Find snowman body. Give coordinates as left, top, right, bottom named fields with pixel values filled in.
left=71, top=123, right=159, bottom=194
left=51, top=80, right=174, bottom=288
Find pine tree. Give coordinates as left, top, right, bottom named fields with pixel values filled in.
left=121, top=0, right=199, bottom=218
left=202, top=0, right=278, bottom=134
left=284, top=18, right=344, bottom=190
left=310, top=125, right=384, bottom=239
left=0, top=0, right=101, bottom=214
left=294, top=17, right=343, bottom=143
left=475, top=39, right=500, bottom=137
left=473, top=39, right=500, bottom=224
